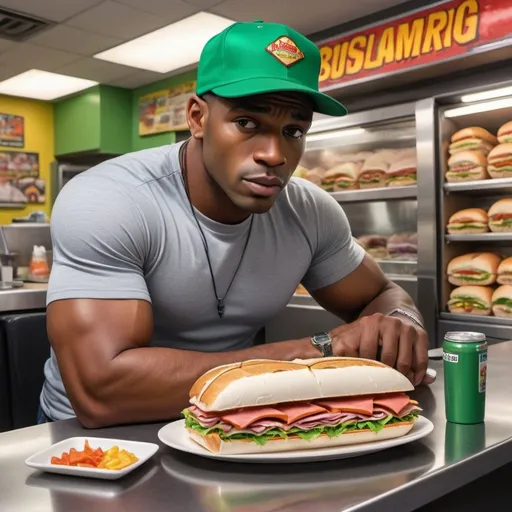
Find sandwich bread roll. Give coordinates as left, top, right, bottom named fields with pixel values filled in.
left=487, top=143, right=512, bottom=179
left=492, top=285, right=512, bottom=317
left=322, top=162, right=361, bottom=191
left=305, top=167, right=325, bottom=186
left=356, top=234, right=389, bottom=259
left=446, top=150, right=488, bottom=182
left=449, top=127, right=498, bottom=156
left=497, top=256, right=512, bottom=285
left=488, top=198, right=512, bottom=232
left=447, top=208, right=489, bottom=234
left=184, top=358, right=421, bottom=454
left=386, top=157, right=417, bottom=187
left=447, top=285, right=493, bottom=315
left=359, top=155, right=388, bottom=189
left=447, top=252, right=501, bottom=286
left=498, top=121, right=512, bottom=144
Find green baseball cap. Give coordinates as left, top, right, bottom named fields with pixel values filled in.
left=196, top=20, right=347, bottom=117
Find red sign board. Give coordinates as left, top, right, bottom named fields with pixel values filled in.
left=318, top=0, right=512, bottom=90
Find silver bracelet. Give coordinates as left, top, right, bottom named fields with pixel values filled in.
left=387, top=308, right=425, bottom=331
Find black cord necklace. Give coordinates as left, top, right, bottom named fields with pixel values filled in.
left=179, top=140, right=254, bottom=318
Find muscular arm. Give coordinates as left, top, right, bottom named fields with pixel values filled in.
left=310, top=255, right=422, bottom=323
left=48, top=299, right=319, bottom=429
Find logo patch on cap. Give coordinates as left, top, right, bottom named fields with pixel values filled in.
left=266, top=36, right=304, bottom=67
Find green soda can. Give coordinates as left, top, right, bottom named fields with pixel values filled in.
left=443, top=331, right=487, bottom=424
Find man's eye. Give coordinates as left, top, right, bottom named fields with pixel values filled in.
left=285, top=127, right=304, bottom=139
left=236, top=119, right=257, bottom=129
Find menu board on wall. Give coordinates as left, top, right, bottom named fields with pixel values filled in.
left=0, top=150, right=45, bottom=204
left=0, top=113, right=24, bottom=148
left=138, top=81, right=195, bottom=136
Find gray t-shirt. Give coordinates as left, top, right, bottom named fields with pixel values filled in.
left=40, top=141, right=365, bottom=420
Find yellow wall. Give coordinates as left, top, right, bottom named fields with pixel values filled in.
left=0, top=95, right=53, bottom=224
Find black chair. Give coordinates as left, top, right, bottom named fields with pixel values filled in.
left=0, top=312, right=50, bottom=430
left=0, top=328, right=12, bottom=432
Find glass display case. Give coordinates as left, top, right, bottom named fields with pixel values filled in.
left=425, top=80, right=512, bottom=344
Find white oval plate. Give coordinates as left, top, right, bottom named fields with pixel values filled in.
left=25, top=437, right=160, bottom=480
left=158, top=416, right=434, bottom=464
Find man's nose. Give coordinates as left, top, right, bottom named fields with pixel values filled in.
left=253, top=136, right=287, bottom=168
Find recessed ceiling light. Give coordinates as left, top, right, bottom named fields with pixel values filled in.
left=94, top=12, right=234, bottom=73
left=0, top=70, right=97, bottom=101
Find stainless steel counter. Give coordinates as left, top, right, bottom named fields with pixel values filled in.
left=2, top=342, right=512, bottom=512
left=0, top=283, right=47, bottom=312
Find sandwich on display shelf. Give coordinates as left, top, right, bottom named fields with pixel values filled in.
left=386, top=157, right=417, bottom=187
left=182, top=358, right=422, bottom=455
left=488, top=198, right=512, bottom=232
left=487, top=143, right=512, bottom=179
left=358, top=154, right=388, bottom=189
left=447, top=208, right=489, bottom=234
left=445, top=150, right=488, bottom=182
left=447, top=285, right=493, bottom=316
left=491, top=285, right=512, bottom=318
left=321, top=162, right=361, bottom=191
left=497, top=257, right=512, bottom=285
left=447, top=252, right=501, bottom=286
left=498, top=121, right=512, bottom=144
left=386, top=232, right=417, bottom=260
left=355, top=234, right=389, bottom=259
left=305, top=168, right=324, bottom=187
left=448, top=127, right=498, bottom=156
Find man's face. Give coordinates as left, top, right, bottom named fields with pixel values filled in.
left=193, top=92, right=313, bottom=215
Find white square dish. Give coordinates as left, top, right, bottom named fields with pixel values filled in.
left=25, top=437, right=160, bottom=480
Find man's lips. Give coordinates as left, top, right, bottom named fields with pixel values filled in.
left=242, top=176, right=283, bottom=197
left=244, top=175, right=283, bottom=188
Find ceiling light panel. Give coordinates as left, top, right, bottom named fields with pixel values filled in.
left=0, top=69, right=97, bottom=101
left=94, top=12, right=233, bottom=73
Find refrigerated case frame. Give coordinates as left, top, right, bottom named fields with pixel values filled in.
left=415, top=76, right=512, bottom=345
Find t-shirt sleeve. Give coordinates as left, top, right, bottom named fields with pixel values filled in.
left=298, top=181, right=366, bottom=291
left=47, top=174, right=155, bottom=305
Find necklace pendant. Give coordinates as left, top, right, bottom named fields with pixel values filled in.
left=217, top=299, right=225, bottom=318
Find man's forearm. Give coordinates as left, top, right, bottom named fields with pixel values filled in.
left=86, top=337, right=319, bottom=428
left=358, top=281, right=423, bottom=323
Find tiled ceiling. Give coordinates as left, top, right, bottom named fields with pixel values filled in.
left=0, top=0, right=410, bottom=90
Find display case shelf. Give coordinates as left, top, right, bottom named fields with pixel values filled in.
left=446, top=233, right=512, bottom=242
left=444, top=178, right=512, bottom=195
left=440, top=312, right=512, bottom=326
left=329, top=186, right=417, bottom=203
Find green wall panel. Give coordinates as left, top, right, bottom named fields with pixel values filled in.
left=100, top=85, right=132, bottom=155
left=54, top=86, right=101, bottom=156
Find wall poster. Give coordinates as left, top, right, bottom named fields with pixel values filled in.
left=0, top=113, right=24, bottom=148
left=138, top=81, right=196, bottom=136
left=0, top=150, right=45, bottom=204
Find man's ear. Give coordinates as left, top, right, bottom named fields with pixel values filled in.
left=187, top=94, right=208, bottom=140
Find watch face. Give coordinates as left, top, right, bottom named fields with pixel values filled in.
left=313, top=332, right=330, bottom=345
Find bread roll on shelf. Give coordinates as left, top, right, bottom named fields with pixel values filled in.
left=492, top=285, right=512, bottom=318
left=447, top=252, right=501, bottom=286
left=447, top=208, right=489, bottom=234
left=447, top=285, right=493, bottom=316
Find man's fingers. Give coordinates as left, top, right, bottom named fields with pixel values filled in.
left=412, top=330, right=429, bottom=386
left=331, top=323, right=360, bottom=357
left=379, top=317, right=400, bottom=367
left=358, top=314, right=380, bottom=360
left=396, top=324, right=415, bottom=378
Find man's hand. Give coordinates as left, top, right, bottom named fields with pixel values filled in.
left=329, top=313, right=429, bottom=386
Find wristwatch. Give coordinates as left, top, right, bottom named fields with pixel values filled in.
left=311, top=332, right=334, bottom=357
left=388, top=308, right=425, bottom=331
